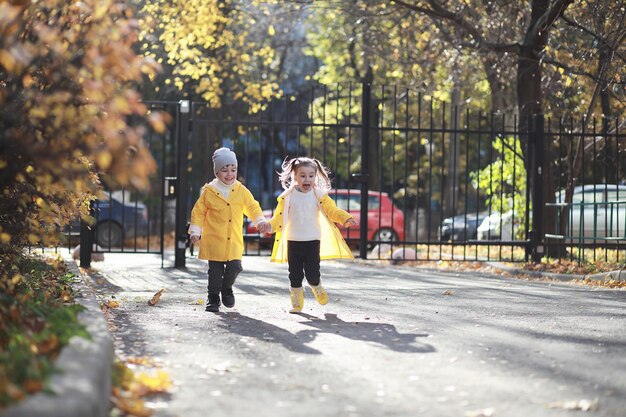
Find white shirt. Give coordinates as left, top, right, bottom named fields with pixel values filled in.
left=286, top=188, right=321, bottom=241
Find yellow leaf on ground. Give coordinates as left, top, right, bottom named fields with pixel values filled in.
left=133, top=370, right=172, bottom=394
left=148, top=288, right=164, bottom=306
left=112, top=395, right=154, bottom=417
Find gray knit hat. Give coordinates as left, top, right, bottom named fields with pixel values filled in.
left=212, top=147, right=237, bottom=174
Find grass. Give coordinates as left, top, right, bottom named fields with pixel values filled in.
left=0, top=253, right=89, bottom=410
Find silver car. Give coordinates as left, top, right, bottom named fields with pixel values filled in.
left=476, top=184, right=626, bottom=241
left=555, top=184, right=626, bottom=240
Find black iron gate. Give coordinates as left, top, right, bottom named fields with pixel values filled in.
left=79, top=101, right=179, bottom=267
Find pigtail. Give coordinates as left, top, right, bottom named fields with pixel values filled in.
left=278, top=157, right=296, bottom=189
left=313, top=158, right=332, bottom=191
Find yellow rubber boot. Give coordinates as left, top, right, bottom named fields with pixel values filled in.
left=289, top=287, right=304, bottom=313
left=310, top=283, right=328, bottom=305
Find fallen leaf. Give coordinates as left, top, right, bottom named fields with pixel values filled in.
left=132, top=370, right=172, bottom=394
left=443, top=289, right=454, bottom=296
left=126, top=357, right=159, bottom=367
left=111, top=395, right=153, bottom=417
left=148, top=289, right=164, bottom=306
left=23, top=379, right=44, bottom=394
left=105, top=300, right=120, bottom=308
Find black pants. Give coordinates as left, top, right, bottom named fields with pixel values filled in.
left=287, top=240, right=320, bottom=288
left=207, top=260, right=242, bottom=296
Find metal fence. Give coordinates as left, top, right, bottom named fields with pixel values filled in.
left=75, top=83, right=626, bottom=266
left=543, top=117, right=626, bottom=264
left=177, top=83, right=626, bottom=264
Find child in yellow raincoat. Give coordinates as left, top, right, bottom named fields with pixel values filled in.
left=266, top=157, right=358, bottom=313
left=188, top=147, right=269, bottom=312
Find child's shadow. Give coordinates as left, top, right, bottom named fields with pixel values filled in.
left=296, top=313, right=435, bottom=353
left=216, top=312, right=434, bottom=354
left=216, top=312, right=322, bottom=354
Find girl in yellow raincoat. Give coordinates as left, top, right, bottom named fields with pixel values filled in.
left=188, top=147, right=269, bottom=313
left=267, top=157, right=358, bottom=313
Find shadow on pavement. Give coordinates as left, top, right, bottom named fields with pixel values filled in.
left=215, top=312, right=322, bottom=354
left=85, top=269, right=150, bottom=359
left=296, top=313, right=435, bottom=353
left=215, top=312, right=435, bottom=355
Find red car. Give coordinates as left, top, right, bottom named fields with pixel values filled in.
left=245, top=189, right=405, bottom=243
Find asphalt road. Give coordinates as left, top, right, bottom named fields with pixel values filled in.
left=86, top=253, right=626, bottom=417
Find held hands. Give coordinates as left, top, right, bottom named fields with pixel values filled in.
left=256, top=221, right=270, bottom=234
left=343, top=218, right=358, bottom=228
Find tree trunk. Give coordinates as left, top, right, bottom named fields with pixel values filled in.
left=517, top=0, right=558, bottom=258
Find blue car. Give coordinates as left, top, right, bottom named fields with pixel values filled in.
left=91, top=193, right=149, bottom=248
left=66, top=192, right=149, bottom=248
left=93, top=196, right=148, bottom=248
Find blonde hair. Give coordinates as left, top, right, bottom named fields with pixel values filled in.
left=278, top=156, right=332, bottom=191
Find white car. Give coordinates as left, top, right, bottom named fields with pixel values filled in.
left=476, top=210, right=526, bottom=241
left=476, top=184, right=626, bottom=241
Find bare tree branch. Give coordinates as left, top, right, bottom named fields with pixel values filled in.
left=391, top=0, right=521, bottom=53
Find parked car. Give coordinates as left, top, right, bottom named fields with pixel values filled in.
left=92, top=192, right=149, bottom=247
left=332, top=189, right=405, bottom=242
left=438, top=212, right=488, bottom=242
left=476, top=184, right=626, bottom=241
left=244, top=189, right=405, bottom=244
left=476, top=211, right=525, bottom=241
left=555, top=184, right=626, bottom=239
left=66, top=191, right=149, bottom=248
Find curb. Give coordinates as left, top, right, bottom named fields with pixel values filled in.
left=488, top=262, right=626, bottom=285
left=3, top=257, right=113, bottom=417
left=355, top=258, right=624, bottom=286
left=584, top=269, right=626, bottom=283
left=485, top=262, right=583, bottom=282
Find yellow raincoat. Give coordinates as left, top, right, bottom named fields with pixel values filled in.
left=190, top=181, right=263, bottom=262
left=268, top=187, right=354, bottom=263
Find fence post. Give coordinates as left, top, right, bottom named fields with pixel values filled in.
left=79, top=202, right=93, bottom=268
left=357, top=80, right=372, bottom=259
left=174, top=100, right=191, bottom=268
left=530, top=114, right=545, bottom=262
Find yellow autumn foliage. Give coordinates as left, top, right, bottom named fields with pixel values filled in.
left=0, top=0, right=168, bottom=279
left=140, top=0, right=282, bottom=110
